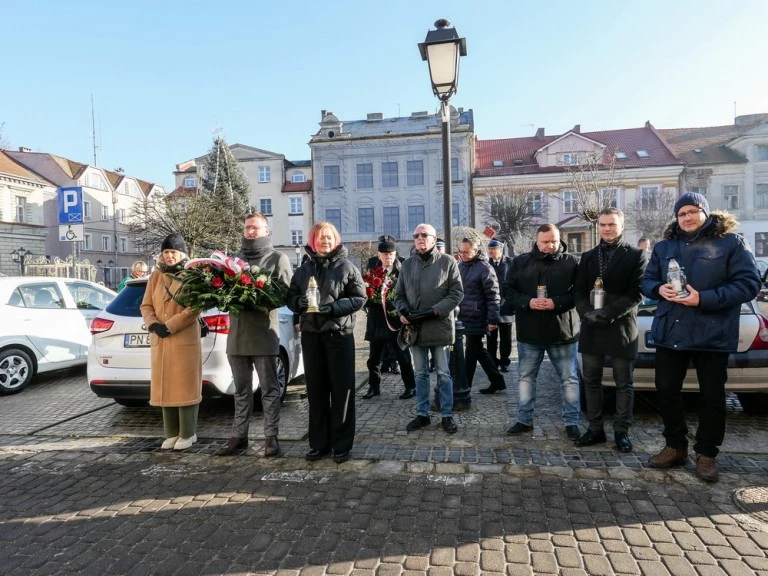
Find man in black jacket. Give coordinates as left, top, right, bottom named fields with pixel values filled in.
left=486, top=239, right=514, bottom=372
left=505, top=223, right=582, bottom=440
left=573, top=208, right=647, bottom=453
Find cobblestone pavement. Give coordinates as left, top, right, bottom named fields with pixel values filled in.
left=1, top=313, right=767, bottom=575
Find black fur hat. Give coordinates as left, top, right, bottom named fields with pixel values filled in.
left=161, top=233, right=188, bottom=253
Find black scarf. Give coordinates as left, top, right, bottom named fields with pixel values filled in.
left=241, top=235, right=272, bottom=259
left=597, top=236, right=623, bottom=276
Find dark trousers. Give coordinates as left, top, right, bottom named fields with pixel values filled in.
left=581, top=353, right=634, bottom=434
left=367, top=338, right=415, bottom=392
left=487, top=322, right=513, bottom=368
left=465, top=333, right=506, bottom=389
left=380, top=343, right=397, bottom=370
left=227, top=355, right=281, bottom=438
left=654, top=346, right=728, bottom=458
left=301, top=331, right=356, bottom=454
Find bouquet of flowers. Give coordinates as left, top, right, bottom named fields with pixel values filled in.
left=171, top=250, right=287, bottom=316
left=363, top=266, right=398, bottom=317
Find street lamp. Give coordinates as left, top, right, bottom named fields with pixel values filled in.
left=10, top=247, right=31, bottom=276
left=419, top=18, right=467, bottom=257
left=294, top=245, right=301, bottom=267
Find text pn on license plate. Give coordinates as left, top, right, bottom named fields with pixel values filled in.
left=645, top=331, right=655, bottom=349
left=124, top=333, right=150, bottom=348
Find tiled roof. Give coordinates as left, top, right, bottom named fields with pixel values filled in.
left=319, top=109, right=474, bottom=139
left=475, top=124, right=681, bottom=177
left=658, top=123, right=760, bottom=165
left=168, top=186, right=198, bottom=198
left=0, top=151, right=48, bottom=184
left=282, top=180, right=312, bottom=193
left=286, top=159, right=311, bottom=168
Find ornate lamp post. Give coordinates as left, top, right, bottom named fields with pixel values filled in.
left=10, top=247, right=31, bottom=276
left=294, top=245, right=301, bottom=267
left=419, top=18, right=467, bottom=256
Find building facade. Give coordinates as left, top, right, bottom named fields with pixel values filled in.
left=309, top=108, right=475, bottom=243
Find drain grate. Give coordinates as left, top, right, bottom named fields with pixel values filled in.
left=732, top=486, right=768, bottom=524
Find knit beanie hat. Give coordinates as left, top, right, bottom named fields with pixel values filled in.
left=674, top=192, right=710, bottom=217
left=161, top=233, right=188, bottom=253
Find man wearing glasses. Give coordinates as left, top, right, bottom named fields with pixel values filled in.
left=641, top=192, right=760, bottom=482
left=394, top=224, right=464, bottom=434
left=217, top=212, right=293, bottom=458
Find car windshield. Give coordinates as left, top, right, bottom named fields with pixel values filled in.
left=106, top=282, right=146, bottom=317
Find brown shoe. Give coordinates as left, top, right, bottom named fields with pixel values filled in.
left=216, top=436, right=248, bottom=456
left=695, top=454, right=719, bottom=482
left=648, top=446, right=688, bottom=468
left=264, top=436, right=280, bottom=457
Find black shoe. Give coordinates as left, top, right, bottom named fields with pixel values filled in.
left=565, top=425, right=581, bottom=440
left=215, top=436, right=248, bottom=456
left=574, top=429, right=607, bottom=447
left=441, top=416, right=458, bottom=434
left=305, top=448, right=331, bottom=461
left=614, top=432, right=633, bottom=453
left=499, top=365, right=510, bottom=373
left=453, top=399, right=472, bottom=412
left=398, top=388, right=416, bottom=399
left=264, top=436, right=280, bottom=457
left=333, top=450, right=351, bottom=464
left=506, top=422, right=533, bottom=436
left=362, top=388, right=380, bottom=399
left=479, top=383, right=507, bottom=394
left=391, top=366, right=400, bottom=375
left=406, top=415, right=431, bottom=431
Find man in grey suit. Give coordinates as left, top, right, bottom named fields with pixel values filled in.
left=216, top=213, right=293, bottom=457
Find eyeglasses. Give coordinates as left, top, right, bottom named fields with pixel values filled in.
left=412, top=232, right=433, bottom=239
left=677, top=208, right=703, bottom=219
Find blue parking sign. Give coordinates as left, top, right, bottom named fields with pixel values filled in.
left=58, top=187, right=84, bottom=224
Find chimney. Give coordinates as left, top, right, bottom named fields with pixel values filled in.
left=411, top=111, right=428, bottom=117
left=535, top=127, right=545, bottom=141
left=572, top=124, right=580, bottom=134
left=18, top=146, right=31, bottom=152
left=321, top=110, right=327, bottom=120
left=366, top=113, right=383, bottom=121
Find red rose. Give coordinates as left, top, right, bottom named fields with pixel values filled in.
left=240, top=274, right=252, bottom=286
left=366, top=287, right=375, bottom=297
left=374, top=266, right=384, bottom=275
left=211, top=277, right=224, bottom=288
left=255, top=279, right=265, bottom=289
left=372, top=277, right=382, bottom=287
left=224, top=268, right=236, bottom=278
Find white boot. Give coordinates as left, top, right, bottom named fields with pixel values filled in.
left=160, top=436, right=179, bottom=450
left=173, top=434, right=197, bottom=450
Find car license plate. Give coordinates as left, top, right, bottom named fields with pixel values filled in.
left=645, top=331, right=655, bottom=349
left=124, top=333, right=150, bottom=348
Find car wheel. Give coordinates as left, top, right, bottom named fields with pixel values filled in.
left=253, top=350, right=289, bottom=409
left=0, top=349, right=34, bottom=395
left=115, top=399, right=149, bottom=408
left=736, top=393, right=768, bottom=415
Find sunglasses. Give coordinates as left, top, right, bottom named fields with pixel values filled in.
left=412, top=232, right=433, bottom=239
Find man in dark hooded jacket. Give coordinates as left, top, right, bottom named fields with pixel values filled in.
left=641, top=192, right=760, bottom=482
left=505, top=223, right=581, bottom=440
left=218, top=213, right=293, bottom=457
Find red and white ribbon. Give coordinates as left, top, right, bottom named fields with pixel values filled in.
left=185, top=250, right=250, bottom=274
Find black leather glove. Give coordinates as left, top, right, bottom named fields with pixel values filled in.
left=148, top=323, right=171, bottom=338
left=298, top=295, right=310, bottom=310
left=408, top=308, right=435, bottom=324
left=317, top=305, right=331, bottom=315
left=583, top=310, right=611, bottom=326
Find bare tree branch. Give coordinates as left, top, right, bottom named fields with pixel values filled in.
left=480, top=186, right=548, bottom=256
left=624, top=189, right=676, bottom=244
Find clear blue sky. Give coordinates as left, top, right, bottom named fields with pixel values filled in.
left=2, top=0, right=766, bottom=192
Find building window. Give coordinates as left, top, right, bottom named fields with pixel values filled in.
left=562, top=153, right=579, bottom=165
left=324, top=165, right=340, bottom=188
left=756, top=184, right=768, bottom=209
left=562, top=190, right=577, bottom=214
left=101, top=205, right=109, bottom=221
left=258, top=166, right=271, bottom=183
left=356, top=163, right=373, bottom=188
left=83, top=234, right=92, bottom=250
left=440, top=157, right=460, bottom=181
left=101, top=235, right=110, bottom=251
left=382, top=162, right=398, bottom=188
left=14, top=196, right=26, bottom=223
left=636, top=150, right=650, bottom=158
left=407, top=205, right=425, bottom=232
left=120, top=237, right=128, bottom=252
left=291, top=171, right=306, bottom=183
left=383, top=207, right=399, bottom=238
left=289, top=196, right=303, bottom=214
left=83, top=200, right=91, bottom=220
left=325, top=208, right=342, bottom=232
left=690, top=186, right=707, bottom=197
left=527, top=193, right=543, bottom=215
left=724, top=185, right=740, bottom=209
left=183, top=176, right=196, bottom=187
left=118, top=209, right=126, bottom=224
left=600, top=188, right=618, bottom=208
left=259, top=198, right=272, bottom=215
left=407, top=160, right=424, bottom=186
left=291, top=230, right=303, bottom=246
left=89, top=173, right=107, bottom=190
left=640, top=187, right=660, bottom=210
left=358, top=207, right=375, bottom=233
left=757, top=146, right=768, bottom=162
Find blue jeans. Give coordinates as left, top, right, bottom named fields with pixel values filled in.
left=516, top=341, right=580, bottom=426
left=411, top=345, right=453, bottom=417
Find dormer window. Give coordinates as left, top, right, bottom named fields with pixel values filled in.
left=291, top=171, right=306, bottom=183
left=513, top=159, right=524, bottom=166
left=614, top=152, right=628, bottom=160
left=636, top=150, right=649, bottom=158
left=562, top=153, right=579, bottom=165
left=183, top=176, right=196, bottom=188
left=492, top=160, right=503, bottom=167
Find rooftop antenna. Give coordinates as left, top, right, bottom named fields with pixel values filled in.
left=734, top=101, right=737, bottom=120
left=91, top=94, right=98, bottom=165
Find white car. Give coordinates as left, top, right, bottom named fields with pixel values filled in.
left=87, top=277, right=304, bottom=407
left=586, top=298, right=768, bottom=415
left=0, top=277, right=116, bottom=394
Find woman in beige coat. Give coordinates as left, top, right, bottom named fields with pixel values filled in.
left=140, top=233, right=202, bottom=450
